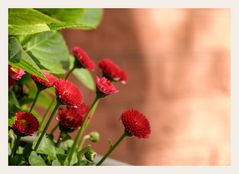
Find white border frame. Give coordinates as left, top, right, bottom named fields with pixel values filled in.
left=1, top=1, right=238, bottom=174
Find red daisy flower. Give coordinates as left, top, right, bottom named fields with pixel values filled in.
left=54, top=79, right=83, bottom=107
left=9, top=65, right=25, bottom=80
left=99, top=58, right=128, bottom=84
left=11, top=112, right=40, bottom=136
left=96, top=76, right=118, bottom=95
left=31, top=71, right=58, bottom=88
left=57, top=104, right=89, bottom=130
left=72, top=46, right=95, bottom=71
left=121, top=109, right=151, bottom=138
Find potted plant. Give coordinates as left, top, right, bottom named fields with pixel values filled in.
left=8, top=8, right=151, bottom=166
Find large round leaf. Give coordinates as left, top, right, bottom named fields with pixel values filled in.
left=23, top=31, right=71, bottom=74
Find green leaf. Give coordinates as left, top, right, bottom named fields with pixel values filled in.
left=33, top=134, right=56, bottom=160
left=9, top=8, right=60, bottom=35
left=52, top=159, right=61, bottom=166
left=38, top=9, right=103, bottom=30
left=73, top=68, right=95, bottom=91
left=8, top=37, right=47, bottom=80
left=23, top=31, right=71, bottom=74
left=8, top=90, right=20, bottom=126
left=9, top=24, right=50, bottom=36
left=10, top=155, right=27, bottom=165
left=56, top=154, right=67, bottom=165
left=9, top=8, right=59, bottom=25
left=36, top=90, right=53, bottom=109
left=64, top=151, right=78, bottom=166
left=29, top=151, right=46, bottom=166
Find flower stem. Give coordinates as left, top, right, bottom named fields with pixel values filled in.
left=29, top=88, right=41, bottom=113
left=50, top=123, right=59, bottom=135
left=66, top=97, right=99, bottom=165
left=65, top=67, right=75, bottom=80
left=78, top=135, right=90, bottom=150
left=33, top=101, right=61, bottom=151
left=96, top=131, right=128, bottom=166
left=10, top=135, right=21, bottom=159
left=39, top=99, right=55, bottom=134
left=56, top=131, right=65, bottom=147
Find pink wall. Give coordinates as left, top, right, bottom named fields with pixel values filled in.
left=57, top=9, right=230, bottom=165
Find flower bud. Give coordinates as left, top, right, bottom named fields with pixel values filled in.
left=84, top=149, right=97, bottom=162
left=89, top=131, right=100, bottom=143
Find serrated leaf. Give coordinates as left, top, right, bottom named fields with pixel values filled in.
left=73, top=69, right=95, bottom=91
left=23, top=31, right=71, bottom=74
left=29, top=151, right=46, bottom=166
left=38, top=8, right=103, bottom=30
left=33, top=134, right=56, bottom=160
left=8, top=37, right=47, bottom=80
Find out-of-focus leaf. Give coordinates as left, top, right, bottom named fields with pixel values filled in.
left=73, top=68, right=95, bottom=91
left=9, top=8, right=60, bottom=35
left=52, top=159, right=61, bottom=166
left=38, top=8, right=103, bottom=30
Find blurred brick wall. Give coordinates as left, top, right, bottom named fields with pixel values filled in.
left=60, top=9, right=230, bottom=165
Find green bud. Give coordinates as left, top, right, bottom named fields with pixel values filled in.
left=85, top=149, right=97, bottom=162
left=89, top=131, right=100, bottom=143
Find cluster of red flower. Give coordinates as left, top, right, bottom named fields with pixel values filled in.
left=9, top=46, right=151, bottom=140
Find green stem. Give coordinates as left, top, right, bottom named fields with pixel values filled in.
left=56, top=131, right=65, bottom=147
left=65, top=67, right=75, bottom=80
left=96, top=132, right=127, bottom=166
left=50, top=124, right=59, bottom=135
left=66, top=97, right=99, bottom=165
left=10, top=135, right=21, bottom=159
left=39, top=99, right=55, bottom=133
left=34, top=101, right=61, bottom=151
left=29, top=88, right=41, bottom=113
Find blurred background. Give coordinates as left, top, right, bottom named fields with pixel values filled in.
left=51, top=9, right=230, bottom=165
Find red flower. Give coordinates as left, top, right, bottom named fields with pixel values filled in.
left=96, top=76, right=118, bottom=95
left=9, top=65, right=25, bottom=80
left=57, top=104, right=89, bottom=130
left=54, top=79, right=83, bottom=107
left=31, top=71, right=58, bottom=88
left=72, top=46, right=95, bottom=71
left=11, top=112, right=40, bottom=136
left=121, top=109, right=151, bottom=138
left=8, top=77, right=16, bottom=87
left=99, top=58, right=128, bottom=84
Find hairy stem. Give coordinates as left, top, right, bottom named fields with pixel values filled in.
left=96, top=132, right=127, bottom=166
